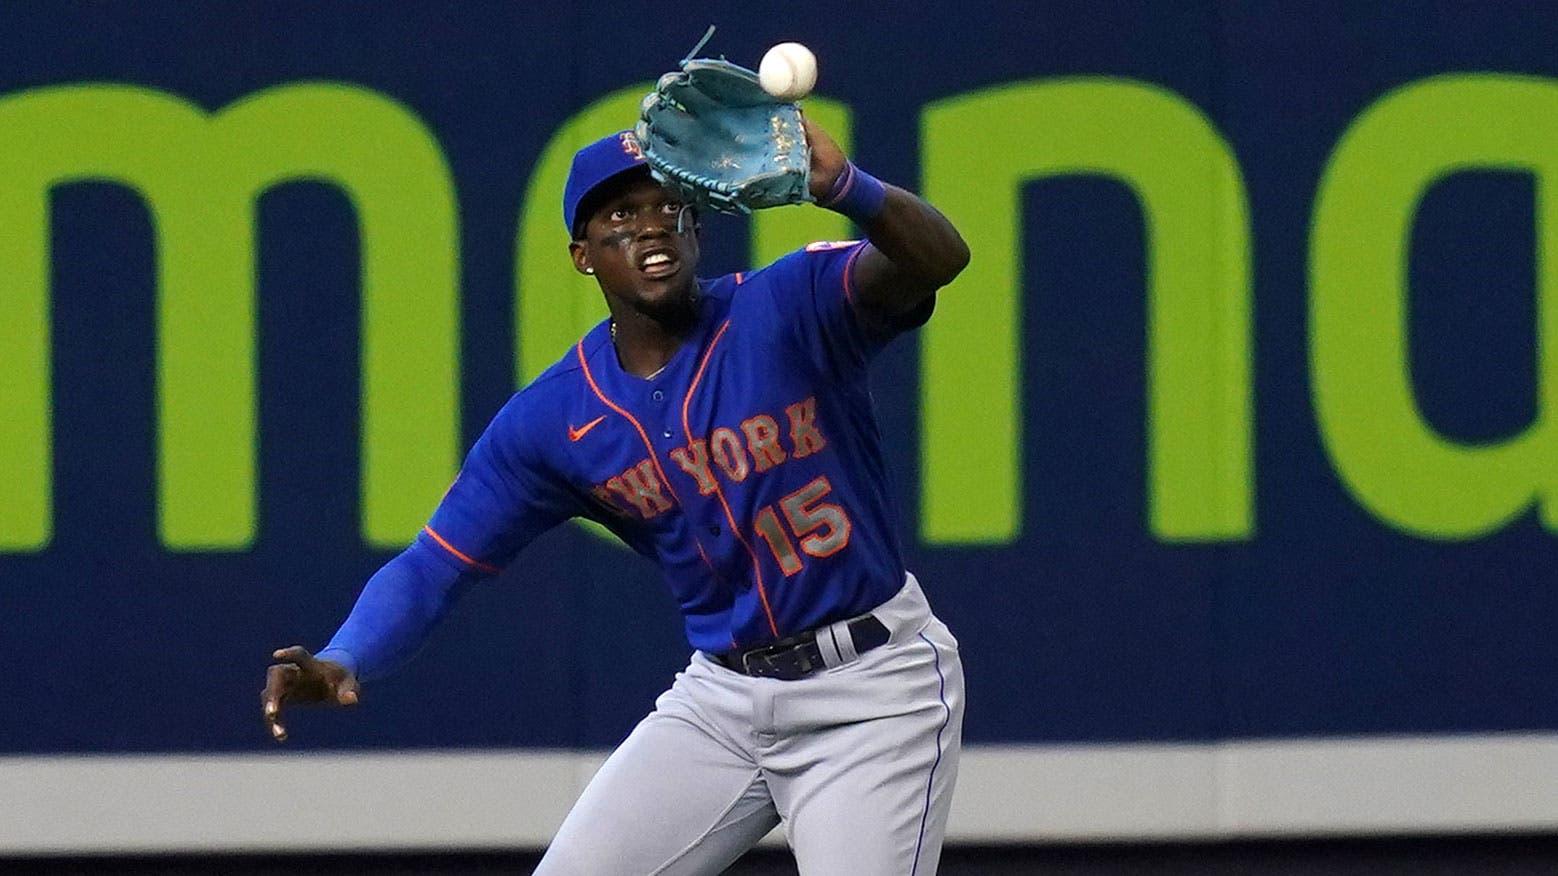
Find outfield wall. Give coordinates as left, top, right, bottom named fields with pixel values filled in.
left=3, top=1, right=1557, bottom=852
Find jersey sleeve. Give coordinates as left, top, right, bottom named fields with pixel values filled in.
left=758, top=241, right=935, bottom=379
left=316, top=539, right=476, bottom=681
left=419, top=390, right=581, bottom=576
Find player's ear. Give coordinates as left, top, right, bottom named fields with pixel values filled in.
left=568, top=240, right=595, bottom=276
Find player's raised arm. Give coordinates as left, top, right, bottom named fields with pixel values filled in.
left=803, top=117, right=970, bottom=320
left=633, top=52, right=966, bottom=322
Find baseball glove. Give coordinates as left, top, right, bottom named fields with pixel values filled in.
left=636, top=31, right=812, bottom=215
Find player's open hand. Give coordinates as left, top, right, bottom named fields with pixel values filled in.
left=802, top=115, right=848, bottom=202
left=261, top=645, right=359, bottom=743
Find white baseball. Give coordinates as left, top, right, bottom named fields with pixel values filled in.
left=759, top=42, right=818, bottom=101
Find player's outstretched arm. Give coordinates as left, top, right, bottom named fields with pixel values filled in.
left=257, top=335, right=576, bottom=743
left=261, top=539, right=474, bottom=742
left=804, top=117, right=970, bottom=319
left=262, top=645, right=359, bottom=742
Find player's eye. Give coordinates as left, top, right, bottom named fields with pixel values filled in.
left=608, top=208, right=632, bottom=222
left=661, top=202, right=682, bottom=214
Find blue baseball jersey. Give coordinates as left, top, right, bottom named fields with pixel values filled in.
left=421, top=241, right=928, bottom=652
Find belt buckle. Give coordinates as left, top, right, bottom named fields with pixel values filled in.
left=741, top=642, right=815, bottom=679
left=741, top=645, right=780, bottom=678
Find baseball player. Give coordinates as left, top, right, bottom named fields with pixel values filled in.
left=263, top=110, right=969, bottom=873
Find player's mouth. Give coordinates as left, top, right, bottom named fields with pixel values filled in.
left=636, top=247, right=681, bottom=280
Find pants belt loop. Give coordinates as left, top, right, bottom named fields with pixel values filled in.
left=815, top=622, right=845, bottom=669
left=832, top=618, right=860, bottom=663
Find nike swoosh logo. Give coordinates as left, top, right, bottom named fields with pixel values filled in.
left=568, top=415, right=608, bottom=442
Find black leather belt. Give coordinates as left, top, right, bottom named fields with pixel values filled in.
left=712, top=615, right=890, bottom=680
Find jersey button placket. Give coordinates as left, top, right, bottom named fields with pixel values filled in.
left=651, top=388, right=674, bottom=440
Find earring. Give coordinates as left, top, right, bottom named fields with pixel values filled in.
left=585, top=268, right=595, bottom=274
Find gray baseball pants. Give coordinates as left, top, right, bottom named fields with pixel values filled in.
left=534, top=573, right=965, bottom=875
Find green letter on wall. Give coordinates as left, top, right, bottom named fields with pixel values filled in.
left=920, top=79, right=1253, bottom=545
left=1312, top=74, right=1558, bottom=538
left=0, top=83, right=460, bottom=551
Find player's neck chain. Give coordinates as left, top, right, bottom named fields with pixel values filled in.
left=608, top=283, right=699, bottom=380
left=609, top=320, right=670, bottom=381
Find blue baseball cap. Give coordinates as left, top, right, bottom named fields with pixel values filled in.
left=563, top=130, right=651, bottom=238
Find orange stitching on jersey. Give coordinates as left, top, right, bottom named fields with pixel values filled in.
left=576, top=340, right=683, bottom=506
left=576, top=339, right=736, bottom=602
left=423, top=525, right=500, bottom=574
left=695, top=540, right=723, bottom=582
left=682, top=320, right=781, bottom=639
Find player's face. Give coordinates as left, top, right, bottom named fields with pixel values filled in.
left=571, top=176, right=700, bottom=318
